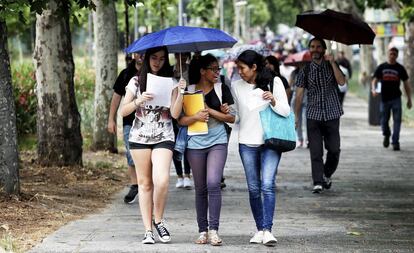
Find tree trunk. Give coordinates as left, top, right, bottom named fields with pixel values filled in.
left=404, top=21, right=414, bottom=92
left=359, top=45, right=375, bottom=87
left=33, top=0, right=82, bottom=166
left=0, top=21, right=20, bottom=195
left=91, top=0, right=117, bottom=152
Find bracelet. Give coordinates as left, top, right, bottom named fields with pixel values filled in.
left=133, top=98, right=139, bottom=108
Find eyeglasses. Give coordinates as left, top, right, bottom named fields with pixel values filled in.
left=205, top=67, right=221, bottom=73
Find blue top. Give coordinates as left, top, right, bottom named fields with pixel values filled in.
left=187, top=124, right=227, bottom=149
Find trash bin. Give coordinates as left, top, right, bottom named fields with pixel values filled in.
left=368, top=90, right=381, bottom=126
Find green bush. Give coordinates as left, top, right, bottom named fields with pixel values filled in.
left=11, top=57, right=97, bottom=148
left=11, top=61, right=37, bottom=136
left=74, top=57, right=96, bottom=140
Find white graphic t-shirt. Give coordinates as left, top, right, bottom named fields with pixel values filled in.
left=126, top=76, right=175, bottom=144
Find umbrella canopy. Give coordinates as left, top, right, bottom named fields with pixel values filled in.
left=224, top=44, right=271, bottom=61
left=283, top=50, right=311, bottom=67
left=125, top=26, right=237, bottom=54
left=295, top=9, right=375, bottom=45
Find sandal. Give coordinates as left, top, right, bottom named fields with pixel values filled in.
left=195, top=231, right=208, bottom=244
left=208, top=230, right=222, bottom=246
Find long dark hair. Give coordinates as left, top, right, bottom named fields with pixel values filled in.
left=189, top=53, right=218, bottom=84
left=237, top=50, right=273, bottom=91
left=265, top=55, right=281, bottom=76
left=137, top=46, right=172, bottom=94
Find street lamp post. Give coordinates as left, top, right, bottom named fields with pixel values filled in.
left=235, top=0, right=247, bottom=41
left=178, top=0, right=183, bottom=26
left=134, top=2, right=144, bottom=40
left=219, top=0, right=224, bottom=31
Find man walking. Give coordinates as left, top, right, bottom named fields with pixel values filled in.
left=108, top=53, right=142, bottom=203
left=371, top=47, right=412, bottom=151
left=294, top=38, right=346, bottom=194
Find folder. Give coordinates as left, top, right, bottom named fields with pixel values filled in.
left=183, top=92, right=208, bottom=135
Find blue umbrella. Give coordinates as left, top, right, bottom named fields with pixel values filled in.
left=125, top=26, right=237, bottom=54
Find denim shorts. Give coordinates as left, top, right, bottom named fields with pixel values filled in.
left=123, top=125, right=134, bottom=167
left=129, top=141, right=175, bottom=152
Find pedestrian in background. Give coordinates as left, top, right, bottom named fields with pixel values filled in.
left=121, top=46, right=186, bottom=244
left=179, top=54, right=235, bottom=246
left=289, top=65, right=308, bottom=148
left=294, top=38, right=346, bottom=194
left=371, top=47, right=412, bottom=151
left=232, top=50, right=290, bottom=246
left=336, top=51, right=352, bottom=105
left=264, top=55, right=292, bottom=101
left=172, top=52, right=193, bottom=189
left=107, top=53, right=142, bottom=204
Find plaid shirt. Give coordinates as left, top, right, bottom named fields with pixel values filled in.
left=295, top=60, right=343, bottom=121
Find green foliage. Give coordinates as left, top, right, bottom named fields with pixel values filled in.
left=249, top=0, right=270, bottom=26
left=400, top=5, right=414, bottom=22
left=266, top=0, right=301, bottom=28
left=73, top=57, right=96, bottom=138
left=11, top=60, right=37, bottom=136
left=187, top=0, right=215, bottom=25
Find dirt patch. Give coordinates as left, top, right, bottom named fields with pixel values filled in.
left=0, top=150, right=128, bottom=252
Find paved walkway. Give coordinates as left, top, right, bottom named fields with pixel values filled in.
left=30, top=94, right=414, bottom=253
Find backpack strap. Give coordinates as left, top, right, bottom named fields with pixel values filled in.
left=214, top=82, right=223, bottom=104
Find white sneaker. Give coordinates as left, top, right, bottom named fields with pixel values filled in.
left=183, top=177, right=193, bottom=189
left=249, top=230, right=264, bottom=244
left=263, top=230, right=277, bottom=246
left=175, top=178, right=184, bottom=188
left=142, top=230, right=155, bottom=244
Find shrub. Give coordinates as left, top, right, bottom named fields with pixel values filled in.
left=11, top=61, right=37, bottom=136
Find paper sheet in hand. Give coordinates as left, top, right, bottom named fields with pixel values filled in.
left=246, top=88, right=269, bottom=111
left=183, top=93, right=208, bottom=135
left=146, top=73, right=174, bottom=107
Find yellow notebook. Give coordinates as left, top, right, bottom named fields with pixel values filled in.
left=183, top=92, right=208, bottom=135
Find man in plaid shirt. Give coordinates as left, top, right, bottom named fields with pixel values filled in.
left=294, top=38, right=346, bottom=194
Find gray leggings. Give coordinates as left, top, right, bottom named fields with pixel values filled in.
left=186, top=144, right=228, bottom=232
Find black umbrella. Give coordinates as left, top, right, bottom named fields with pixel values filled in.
left=295, top=9, right=375, bottom=45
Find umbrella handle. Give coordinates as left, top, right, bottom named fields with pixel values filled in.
left=179, top=53, right=185, bottom=94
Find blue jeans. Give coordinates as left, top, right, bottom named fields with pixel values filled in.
left=123, top=125, right=134, bottom=167
left=238, top=144, right=281, bottom=231
left=380, top=97, right=402, bottom=145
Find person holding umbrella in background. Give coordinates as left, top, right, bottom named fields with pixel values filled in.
left=121, top=46, right=186, bottom=244
left=294, top=38, right=346, bottom=194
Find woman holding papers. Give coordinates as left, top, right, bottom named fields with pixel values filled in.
left=179, top=54, right=235, bottom=246
left=231, top=50, right=290, bottom=246
left=121, top=46, right=186, bottom=244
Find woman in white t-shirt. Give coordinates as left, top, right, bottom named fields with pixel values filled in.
left=121, top=46, right=186, bottom=244
left=231, top=50, right=290, bottom=246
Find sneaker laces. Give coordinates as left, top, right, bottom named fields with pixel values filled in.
left=144, top=230, right=154, bottom=239
left=155, top=220, right=169, bottom=237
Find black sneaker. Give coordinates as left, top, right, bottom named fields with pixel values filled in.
left=312, top=185, right=323, bottom=194
left=323, top=176, right=332, bottom=189
left=153, top=220, right=171, bottom=243
left=220, top=177, right=226, bottom=189
left=393, top=143, right=400, bottom=151
left=124, top=184, right=138, bottom=204
left=383, top=136, right=390, bottom=148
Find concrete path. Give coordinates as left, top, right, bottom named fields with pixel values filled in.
left=30, top=94, right=414, bottom=253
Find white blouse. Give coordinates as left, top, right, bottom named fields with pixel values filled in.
left=231, top=76, right=290, bottom=145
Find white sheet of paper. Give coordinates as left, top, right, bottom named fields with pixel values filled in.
left=246, top=88, right=269, bottom=111
left=146, top=73, right=174, bottom=108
